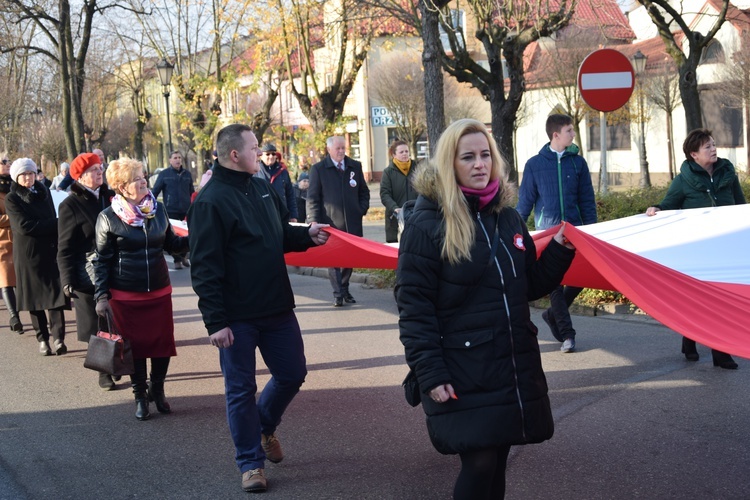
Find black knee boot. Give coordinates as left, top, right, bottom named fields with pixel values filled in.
left=1, top=287, right=22, bottom=333
left=148, top=357, right=171, bottom=414
left=131, top=358, right=151, bottom=421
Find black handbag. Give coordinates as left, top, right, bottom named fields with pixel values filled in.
left=403, top=369, right=421, bottom=407
left=83, top=314, right=135, bottom=376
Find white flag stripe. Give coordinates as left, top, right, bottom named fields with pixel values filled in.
left=580, top=72, right=633, bottom=90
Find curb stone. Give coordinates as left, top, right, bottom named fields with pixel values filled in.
left=289, top=266, right=656, bottom=323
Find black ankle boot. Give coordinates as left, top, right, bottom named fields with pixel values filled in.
left=148, top=381, right=171, bottom=414
left=681, top=337, right=699, bottom=361
left=131, top=358, right=150, bottom=420
left=149, top=357, right=172, bottom=414
left=2, top=288, right=22, bottom=333
left=135, top=392, right=151, bottom=420
left=712, top=350, right=738, bottom=370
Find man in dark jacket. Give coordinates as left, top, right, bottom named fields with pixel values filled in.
left=307, top=135, right=370, bottom=307
left=256, top=144, right=298, bottom=221
left=188, top=124, right=329, bottom=493
left=516, top=114, right=597, bottom=353
left=152, top=150, right=193, bottom=269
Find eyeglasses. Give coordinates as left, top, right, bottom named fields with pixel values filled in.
left=262, top=152, right=276, bottom=156
left=1, top=160, right=8, bottom=165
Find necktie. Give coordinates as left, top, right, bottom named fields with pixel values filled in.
left=338, top=162, right=344, bottom=171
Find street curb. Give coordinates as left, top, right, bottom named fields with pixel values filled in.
left=288, top=266, right=385, bottom=288
left=289, top=266, right=655, bottom=322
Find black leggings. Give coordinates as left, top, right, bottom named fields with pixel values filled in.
left=454, top=446, right=511, bottom=500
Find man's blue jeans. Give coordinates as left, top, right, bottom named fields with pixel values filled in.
left=219, top=311, right=307, bottom=473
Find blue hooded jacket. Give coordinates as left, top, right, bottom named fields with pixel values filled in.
left=516, top=143, right=597, bottom=229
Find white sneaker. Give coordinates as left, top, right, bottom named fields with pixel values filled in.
left=561, top=338, right=576, bottom=353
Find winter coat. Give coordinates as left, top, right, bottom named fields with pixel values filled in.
left=380, top=161, right=418, bottom=243
left=516, top=143, right=597, bottom=229
left=5, top=181, right=67, bottom=311
left=307, top=156, right=370, bottom=236
left=57, top=182, right=114, bottom=294
left=395, top=169, right=575, bottom=455
left=0, top=175, right=16, bottom=288
left=188, top=164, right=316, bottom=335
left=93, top=200, right=188, bottom=301
left=255, top=159, right=298, bottom=220
left=152, top=166, right=194, bottom=220
left=655, top=158, right=746, bottom=210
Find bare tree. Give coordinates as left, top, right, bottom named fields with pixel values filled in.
left=0, top=0, right=142, bottom=158
left=371, top=52, right=485, bottom=155
left=646, top=62, right=681, bottom=179
left=274, top=0, right=375, bottom=141
left=434, top=0, right=577, bottom=181
left=370, top=54, right=427, bottom=155
left=133, top=0, right=253, bottom=164
left=636, top=0, right=729, bottom=131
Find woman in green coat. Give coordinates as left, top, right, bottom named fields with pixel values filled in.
left=646, top=128, right=746, bottom=369
left=380, top=140, right=418, bottom=243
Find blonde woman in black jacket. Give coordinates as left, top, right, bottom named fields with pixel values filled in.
left=395, top=119, right=575, bottom=499
left=94, top=158, right=188, bottom=421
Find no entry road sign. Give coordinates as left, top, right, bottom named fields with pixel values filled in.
left=577, top=49, right=635, bottom=112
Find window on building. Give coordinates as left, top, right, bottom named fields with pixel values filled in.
left=325, top=73, right=334, bottom=88
left=701, top=88, right=743, bottom=147
left=286, top=84, right=296, bottom=111
left=587, top=111, right=632, bottom=150
left=700, top=40, right=725, bottom=65
left=439, top=9, right=465, bottom=52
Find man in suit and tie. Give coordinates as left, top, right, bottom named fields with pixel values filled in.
left=307, top=136, right=370, bottom=307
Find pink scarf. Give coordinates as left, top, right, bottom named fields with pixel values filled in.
left=111, top=191, right=157, bottom=227
left=459, top=179, right=499, bottom=211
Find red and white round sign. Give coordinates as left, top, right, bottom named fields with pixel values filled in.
left=577, top=49, right=635, bottom=113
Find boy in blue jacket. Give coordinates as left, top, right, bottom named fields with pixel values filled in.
left=517, top=114, right=597, bottom=353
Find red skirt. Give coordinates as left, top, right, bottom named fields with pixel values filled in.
left=109, top=286, right=177, bottom=359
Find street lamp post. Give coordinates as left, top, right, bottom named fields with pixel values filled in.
left=156, top=58, right=175, bottom=159
left=632, top=50, right=650, bottom=187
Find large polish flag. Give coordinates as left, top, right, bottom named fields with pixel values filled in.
left=176, top=204, right=750, bottom=358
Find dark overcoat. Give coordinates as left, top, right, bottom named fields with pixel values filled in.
left=5, top=181, right=67, bottom=311
left=57, top=182, right=114, bottom=294
left=306, top=155, right=369, bottom=236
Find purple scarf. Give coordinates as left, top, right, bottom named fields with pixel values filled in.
left=459, top=179, right=499, bottom=211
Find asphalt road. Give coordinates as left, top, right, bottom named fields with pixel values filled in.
left=0, top=244, right=748, bottom=499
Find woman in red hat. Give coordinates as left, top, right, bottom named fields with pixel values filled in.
left=57, top=152, right=116, bottom=389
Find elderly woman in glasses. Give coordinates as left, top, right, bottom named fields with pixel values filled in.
left=5, top=158, right=68, bottom=355
left=94, top=158, right=188, bottom=421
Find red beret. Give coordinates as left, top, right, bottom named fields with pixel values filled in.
left=69, top=153, right=101, bottom=180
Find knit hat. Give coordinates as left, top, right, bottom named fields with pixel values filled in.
left=9, top=158, right=37, bottom=182
left=298, top=172, right=309, bottom=182
left=261, top=143, right=277, bottom=153
left=69, top=153, right=101, bottom=180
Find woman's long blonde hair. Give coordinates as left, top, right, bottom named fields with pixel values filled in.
left=433, top=119, right=509, bottom=265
